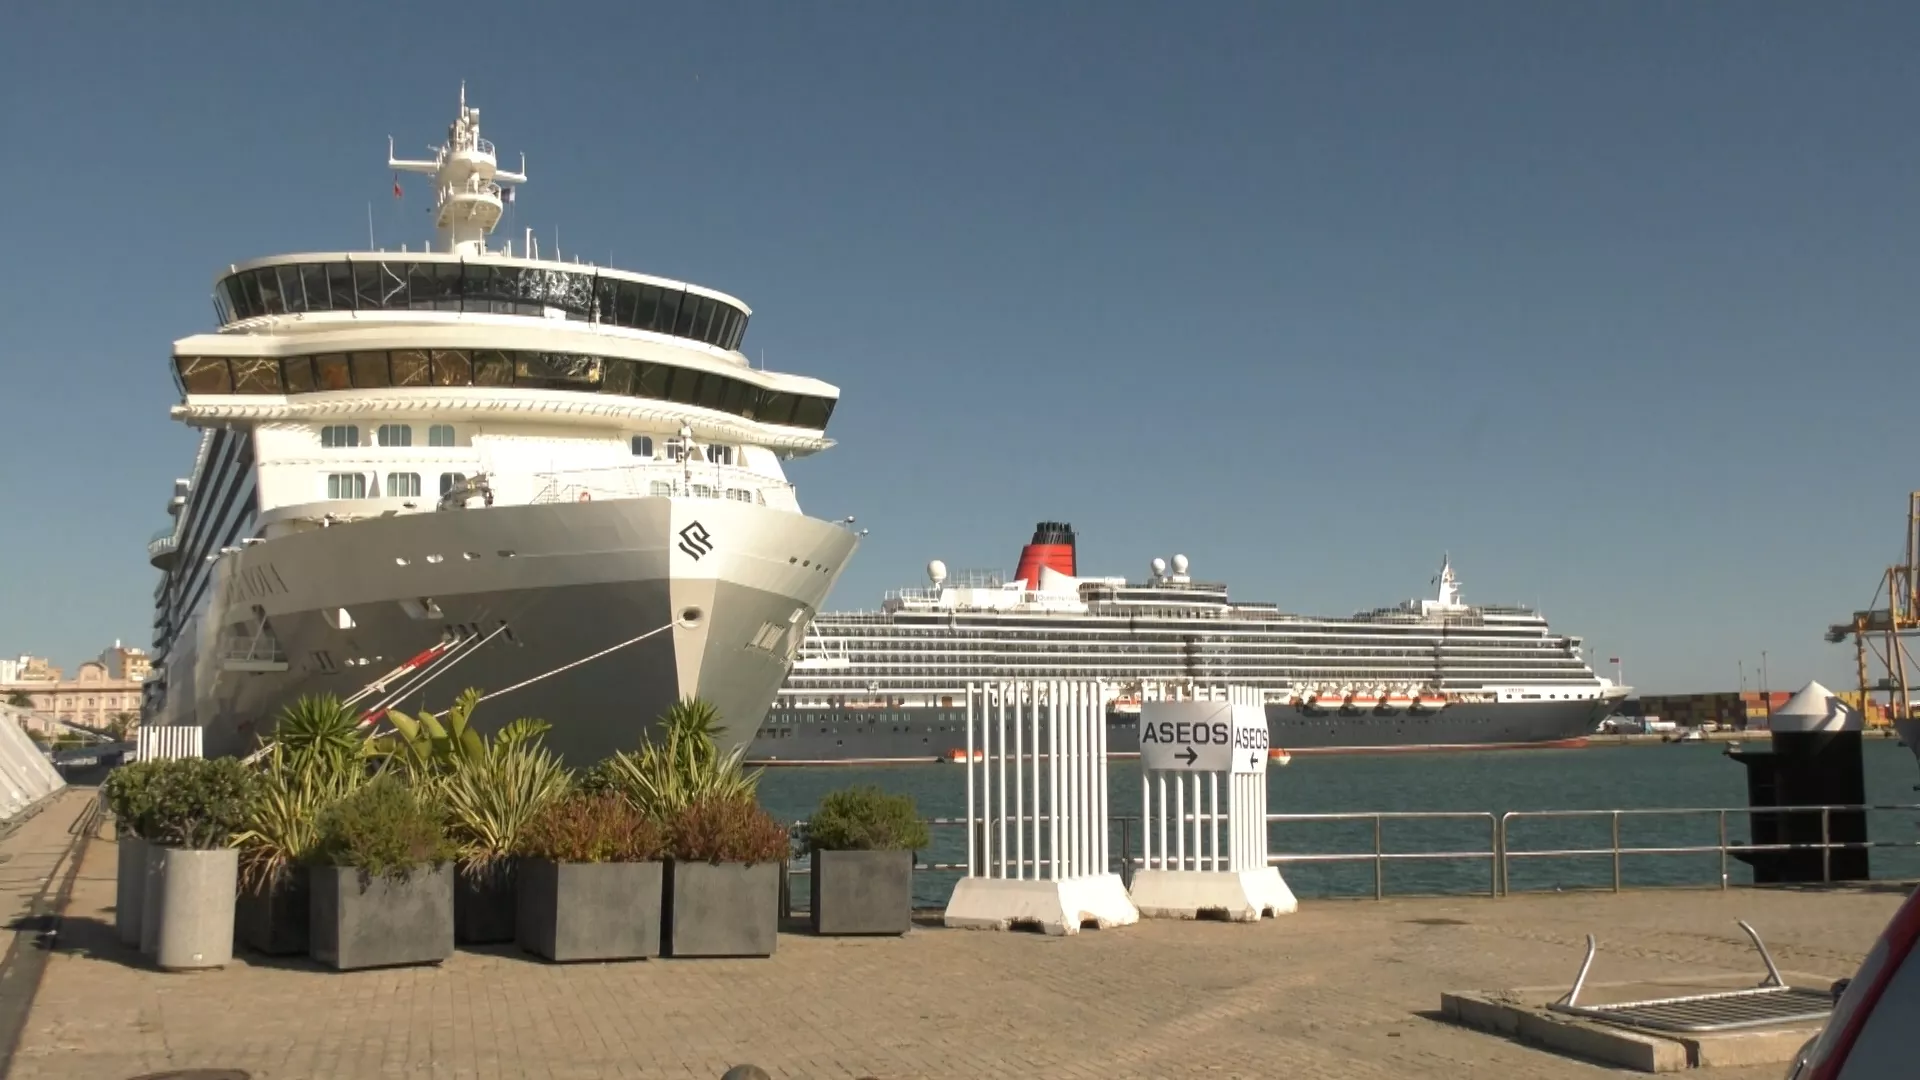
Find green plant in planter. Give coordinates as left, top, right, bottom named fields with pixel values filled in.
left=667, top=794, right=790, bottom=864
left=102, top=759, right=164, bottom=839
left=369, top=688, right=493, bottom=781
left=441, top=718, right=571, bottom=866
left=233, top=742, right=365, bottom=891
left=800, top=786, right=931, bottom=852
left=313, top=775, right=456, bottom=881
left=520, top=793, right=666, bottom=863
left=267, top=694, right=369, bottom=780
left=142, top=758, right=259, bottom=849
left=606, top=698, right=761, bottom=820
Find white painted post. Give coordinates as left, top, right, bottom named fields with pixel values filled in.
left=943, top=679, right=1139, bottom=934
left=1129, top=684, right=1297, bottom=920
left=965, top=684, right=976, bottom=877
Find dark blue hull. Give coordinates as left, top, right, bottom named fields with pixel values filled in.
left=750, top=697, right=1611, bottom=764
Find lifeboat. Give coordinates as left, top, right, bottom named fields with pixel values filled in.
left=1348, top=689, right=1381, bottom=711
left=945, top=748, right=985, bottom=763
left=1312, top=688, right=1348, bottom=711
left=1269, top=748, right=1293, bottom=766
left=1383, top=689, right=1414, bottom=711
left=1412, top=691, right=1449, bottom=712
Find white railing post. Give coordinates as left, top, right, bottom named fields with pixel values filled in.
left=944, top=679, right=1138, bottom=934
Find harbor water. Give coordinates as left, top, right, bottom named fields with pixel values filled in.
left=757, top=739, right=1920, bottom=906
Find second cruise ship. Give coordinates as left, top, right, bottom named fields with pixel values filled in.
left=145, top=91, right=859, bottom=761
left=753, top=522, right=1627, bottom=762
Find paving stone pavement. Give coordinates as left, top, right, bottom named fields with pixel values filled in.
left=9, top=811, right=1912, bottom=1080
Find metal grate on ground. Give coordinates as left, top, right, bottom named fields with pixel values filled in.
left=1548, top=920, right=1836, bottom=1034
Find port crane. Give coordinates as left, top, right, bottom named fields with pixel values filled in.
left=1826, top=491, right=1920, bottom=742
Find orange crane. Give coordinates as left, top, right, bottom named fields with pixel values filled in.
left=1826, top=491, right=1920, bottom=727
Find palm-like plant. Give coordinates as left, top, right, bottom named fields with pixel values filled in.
left=604, top=697, right=760, bottom=819
left=232, top=741, right=366, bottom=891
left=440, top=717, right=571, bottom=870
left=269, top=694, right=368, bottom=780
left=369, top=687, right=489, bottom=781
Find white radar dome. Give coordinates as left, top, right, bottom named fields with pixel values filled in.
left=1172, top=554, right=1190, bottom=575
left=928, top=560, right=948, bottom=585
left=1151, top=557, right=1168, bottom=577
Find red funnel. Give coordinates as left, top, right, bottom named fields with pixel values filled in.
left=1014, top=521, right=1076, bottom=587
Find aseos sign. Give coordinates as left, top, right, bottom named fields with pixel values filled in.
left=1137, top=700, right=1267, bottom=775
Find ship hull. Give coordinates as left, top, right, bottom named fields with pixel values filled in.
left=155, top=497, right=857, bottom=763
left=748, top=697, right=1612, bottom=764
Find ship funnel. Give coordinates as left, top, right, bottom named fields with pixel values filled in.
left=1014, top=521, right=1076, bottom=587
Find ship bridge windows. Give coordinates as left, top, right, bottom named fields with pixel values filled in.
left=216, top=259, right=749, bottom=351
left=376, top=424, right=413, bottom=447
left=631, top=435, right=654, bottom=458
left=428, top=425, right=457, bottom=447
left=172, top=350, right=837, bottom=433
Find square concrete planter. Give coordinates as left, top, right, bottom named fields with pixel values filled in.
left=152, top=847, right=238, bottom=971
left=516, top=858, right=663, bottom=962
left=663, top=861, right=779, bottom=958
left=455, top=860, right=517, bottom=945
left=309, top=863, right=454, bottom=971
left=810, top=849, right=914, bottom=936
left=237, top=866, right=309, bottom=956
left=115, top=834, right=147, bottom=947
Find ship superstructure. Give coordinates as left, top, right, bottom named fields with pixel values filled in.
left=752, top=523, right=1626, bottom=761
left=146, top=90, right=859, bottom=760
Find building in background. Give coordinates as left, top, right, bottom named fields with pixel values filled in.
left=1, top=645, right=148, bottom=735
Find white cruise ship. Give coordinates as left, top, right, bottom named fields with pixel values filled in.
left=145, top=91, right=859, bottom=761
left=752, top=522, right=1628, bottom=762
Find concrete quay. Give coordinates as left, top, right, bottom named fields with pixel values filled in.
left=1, top=792, right=1910, bottom=1080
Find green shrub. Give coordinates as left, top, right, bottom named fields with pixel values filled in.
left=574, top=760, right=620, bottom=797
left=440, top=719, right=570, bottom=869
left=519, top=793, right=665, bottom=863
left=141, top=758, right=259, bottom=849
left=667, top=795, right=789, bottom=865
left=313, top=776, right=455, bottom=881
left=603, top=698, right=760, bottom=819
left=234, top=742, right=366, bottom=892
left=102, top=760, right=163, bottom=840
left=802, top=786, right=931, bottom=852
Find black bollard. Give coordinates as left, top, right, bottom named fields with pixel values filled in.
left=1727, top=682, right=1868, bottom=884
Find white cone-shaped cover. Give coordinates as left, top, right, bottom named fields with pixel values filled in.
left=1769, top=680, right=1863, bottom=734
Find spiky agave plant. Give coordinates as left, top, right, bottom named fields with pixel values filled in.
left=268, top=694, right=368, bottom=781
left=440, top=717, right=571, bottom=872
left=232, top=741, right=366, bottom=892
left=604, top=697, right=761, bottom=820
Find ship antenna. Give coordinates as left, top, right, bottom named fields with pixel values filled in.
left=386, top=85, right=528, bottom=256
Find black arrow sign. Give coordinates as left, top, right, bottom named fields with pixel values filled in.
left=1177, top=746, right=1198, bottom=766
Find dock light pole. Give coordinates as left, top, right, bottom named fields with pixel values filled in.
left=1762, top=651, right=1771, bottom=716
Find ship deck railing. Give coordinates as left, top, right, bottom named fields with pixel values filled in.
left=530, top=462, right=789, bottom=505
left=776, top=803, right=1920, bottom=912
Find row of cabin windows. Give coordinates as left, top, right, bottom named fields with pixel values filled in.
left=326, top=472, right=466, bottom=500
left=172, top=350, right=836, bottom=432
left=629, top=436, right=734, bottom=465
left=320, top=424, right=456, bottom=449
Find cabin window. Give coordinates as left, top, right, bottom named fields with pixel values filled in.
left=664, top=438, right=687, bottom=462
left=650, top=481, right=673, bottom=497
left=727, top=488, right=753, bottom=502
left=319, top=425, right=359, bottom=449
left=704, top=444, right=734, bottom=465
left=631, top=435, right=654, bottom=458
left=376, top=424, right=412, bottom=447
left=439, top=472, right=466, bottom=496
left=326, top=473, right=369, bottom=499
left=428, top=424, right=456, bottom=447
left=385, top=473, right=422, bottom=498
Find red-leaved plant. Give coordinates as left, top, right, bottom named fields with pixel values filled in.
left=518, top=793, right=665, bottom=863
left=667, top=794, right=789, bottom=864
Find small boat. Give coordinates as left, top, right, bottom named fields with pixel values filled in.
left=1382, top=689, right=1413, bottom=711
left=1412, top=692, right=1449, bottom=712
left=945, top=748, right=985, bottom=763
left=1269, top=748, right=1293, bottom=766
left=1348, top=690, right=1380, bottom=711
left=1312, top=688, right=1348, bottom=711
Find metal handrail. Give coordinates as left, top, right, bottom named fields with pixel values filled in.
left=780, top=802, right=1920, bottom=914
left=1499, top=803, right=1920, bottom=894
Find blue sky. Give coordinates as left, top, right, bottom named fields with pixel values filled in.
left=2, top=2, right=1916, bottom=694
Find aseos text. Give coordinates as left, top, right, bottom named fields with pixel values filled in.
left=1140, top=720, right=1229, bottom=746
